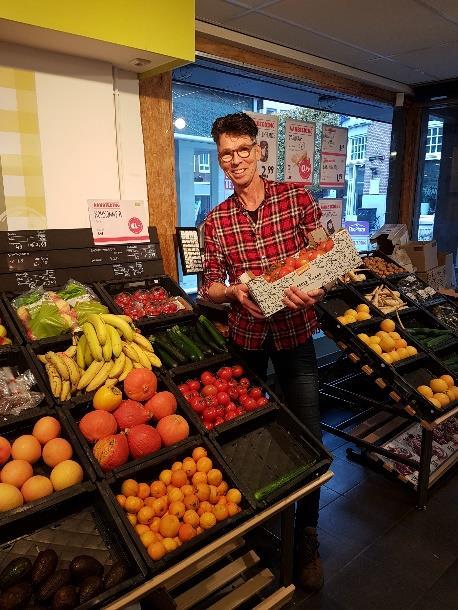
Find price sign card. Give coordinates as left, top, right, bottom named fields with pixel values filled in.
left=88, top=199, right=150, bottom=245
left=284, top=119, right=315, bottom=184
left=246, top=112, right=278, bottom=181
left=319, top=125, right=348, bottom=188
left=318, top=199, right=343, bottom=234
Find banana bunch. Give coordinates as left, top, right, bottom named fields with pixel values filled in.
left=38, top=313, right=161, bottom=401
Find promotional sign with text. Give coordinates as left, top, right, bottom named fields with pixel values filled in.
left=284, top=119, right=316, bottom=184
left=344, top=220, right=370, bottom=251
left=246, top=112, right=278, bottom=181
left=318, top=199, right=343, bottom=234
left=319, top=125, right=348, bottom=188
left=88, top=199, right=150, bottom=245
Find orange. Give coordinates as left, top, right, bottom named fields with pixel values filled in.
left=140, top=531, right=157, bottom=548
left=226, top=489, right=242, bottom=504
left=200, top=512, right=216, bottom=529
left=171, top=469, right=188, bottom=488
left=181, top=484, right=194, bottom=497
left=369, top=344, right=383, bottom=355
left=208, top=485, right=219, bottom=504
left=417, top=385, right=433, bottom=399
left=50, top=460, right=83, bottom=491
left=162, top=537, right=178, bottom=553
left=389, top=331, right=401, bottom=340
left=150, top=480, right=167, bottom=498
left=147, top=541, right=166, bottom=561
left=42, top=438, right=72, bottom=467
left=32, top=416, right=61, bottom=445
left=127, top=513, right=137, bottom=526
left=182, top=457, right=197, bottom=477
left=433, top=393, right=450, bottom=408
left=0, top=483, right=23, bottom=512
left=159, top=469, right=172, bottom=485
left=196, top=526, right=203, bottom=535
left=379, top=336, right=395, bottom=353
left=429, top=397, right=441, bottom=409
left=137, top=506, right=155, bottom=525
left=380, top=319, right=395, bottom=333
left=92, top=385, right=122, bottom=411
left=150, top=517, right=161, bottom=532
left=213, top=504, right=229, bottom=522
left=1, top=459, right=33, bottom=488
left=440, top=375, right=454, bottom=388
left=183, top=509, right=199, bottom=528
left=137, top=483, right=151, bottom=499
left=124, top=496, right=144, bottom=514
left=21, top=475, right=53, bottom=502
left=171, top=461, right=183, bottom=471
left=183, top=494, right=199, bottom=511
left=174, top=536, right=182, bottom=547
left=227, top=502, right=240, bottom=517
left=135, top=524, right=150, bottom=536
left=159, top=514, right=180, bottom=538
left=192, top=447, right=207, bottom=462
left=168, top=487, right=184, bottom=504
left=116, top=494, right=126, bottom=508
left=144, top=497, right=156, bottom=508
left=169, top=501, right=186, bottom=519
left=197, top=457, right=212, bottom=473
left=207, top=469, right=223, bottom=486
left=356, top=304, right=370, bottom=313
left=152, top=497, right=168, bottom=517
left=195, top=483, right=210, bottom=502
left=376, top=331, right=389, bottom=339
left=0, top=437, right=11, bottom=466
left=198, top=501, right=213, bottom=516
left=217, top=481, right=228, bottom=496
left=122, top=479, right=139, bottom=497
left=430, top=379, right=448, bottom=393
left=192, top=472, right=207, bottom=486
left=217, top=496, right=228, bottom=505
left=394, top=339, right=407, bottom=349
left=11, top=435, right=41, bottom=464
left=178, top=523, right=197, bottom=542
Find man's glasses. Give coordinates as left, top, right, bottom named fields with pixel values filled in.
left=218, top=141, right=257, bottom=163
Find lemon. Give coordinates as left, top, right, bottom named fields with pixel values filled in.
left=356, top=304, right=370, bottom=313
left=369, top=344, right=383, bottom=355
left=417, top=385, right=433, bottom=398
left=380, top=319, right=395, bottom=333
left=356, top=311, right=371, bottom=321
left=430, top=378, right=448, bottom=394
left=344, top=309, right=358, bottom=318
left=368, top=336, right=381, bottom=345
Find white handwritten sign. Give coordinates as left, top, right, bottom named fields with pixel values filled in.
left=246, top=112, right=278, bottom=181
left=319, top=125, right=348, bottom=188
left=88, top=200, right=150, bottom=245
left=284, top=119, right=315, bottom=185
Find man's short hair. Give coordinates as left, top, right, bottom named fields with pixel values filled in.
left=211, top=112, right=258, bottom=144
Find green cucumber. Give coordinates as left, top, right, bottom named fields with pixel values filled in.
left=154, top=344, right=178, bottom=368
left=254, top=464, right=314, bottom=501
left=166, top=328, right=198, bottom=361
left=172, top=326, right=204, bottom=360
left=186, top=327, right=214, bottom=356
left=198, top=315, right=227, bottom=349
left=152, top=333, right=187, bottom=364
left=196, top=320, right=226, bottom=353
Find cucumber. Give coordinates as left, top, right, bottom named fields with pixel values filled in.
left=166, top=328, right=198, bottom=361
left=154, top=344, right=178, bottom=368
left=198, top=315, right=227, bottom=349
left=254, top=464, right=314, bottom=501
left=196, top=320, right=226, bottom=353
left=188, top=327, right=214, bottom=356
left=172, top=326, right=204, bottom=360
left=151, top=333, right=187, bottom=364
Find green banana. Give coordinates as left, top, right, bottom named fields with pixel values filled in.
left=83, top=322, right=103, bottom=361
left=77, top=359, right=104, bottom=390
left=88, top=313, right=107, bottom=346
left=107, top=324, right=122, bottom=358
left=100, top=314, right=134, bottom=342
left=86, top=361, right=114, bottom=392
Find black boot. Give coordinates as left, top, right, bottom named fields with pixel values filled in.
left=296, top=527, right=324, bottom=592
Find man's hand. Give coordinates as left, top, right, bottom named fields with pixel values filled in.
left=282, top=285, right=325, bottom=311
left=229, top=284, right=265, bottom=319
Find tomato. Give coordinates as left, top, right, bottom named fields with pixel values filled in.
left=202, top=406, right=217, bottom=422
left=214, top=416, right=225, bottom=426
left=238, top=393, right=249, bottom=406
left=256, top=397, right=269, bottom=408
left=244, top=398, right=257, bottom=411
left=249, top=387, right=262, bottom=400
left=187, top=379, right=201, bottom=392
left=214, top=379, right=228, bottom=393
left=204, top=395, right=218, bottom=407
left=235, top=408, right=244, bottom=417
left=184, top=390, right=199, bottom=402
left=161, top=302, right=179, bottom=314
left=204, top=421, right=214, bottom=431
left=231, top=365, right=244, bottom=378
left=323, top=238, right=334, bottom=252
left=225, top=402, right=237, bottom=413
left=190, top=398, right=206, bottom=414
left=150, top=287, right=169, bottom=302
left=144, top=304, right=162, bottom=317
left=238, top=388, right=248, bottom=401
left=306, top=250, right=318, bottom=261
left=294, top=256, right=309, bottom=269
left=200, top=371, right=215, bottom=385
left=284, top=256, right=296, bottom=267
left=217, top=366, right=233, bottom=381
left=239, top=377, right=250, bottom=389
left=228, top=387, right=239, bottom=401
left=216, top=391, right=230, bottom=406
left=202, top=384, right=217, bottom=398
left=178, top=383, right=190, bottom=394
left=224, top=412, right=238, bottom=422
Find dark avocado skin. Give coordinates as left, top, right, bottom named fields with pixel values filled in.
left=78, top=575, right=103, bottom=604
left=103, top=561, right=128, bottom=589
left=0, top=582, right=33, bottom=609
left=31, top=550, right=58, bottom=587
left=69, top=556, right=103, bottom=583
left=36, top=569, right=71, bottom=602
left=0, top=558, right=32, bottom=590
left=51, top=584, right=78, bottom=610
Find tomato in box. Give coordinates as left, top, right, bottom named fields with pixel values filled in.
left=161, top=301, right=179, bottom=315
left=132, top=289, right=150, bottom=305
left=149, top=287, right=169, bottom=303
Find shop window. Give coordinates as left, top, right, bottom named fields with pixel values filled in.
left=426, top=124, right=443, bottom=155
left=350, top=135, right=367, bottom=161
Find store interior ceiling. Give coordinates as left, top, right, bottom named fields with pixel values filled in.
left=196, top=0, right=458, bottom=88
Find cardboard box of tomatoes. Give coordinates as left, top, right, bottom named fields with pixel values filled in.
left=240, top=229, right=362, bottom=317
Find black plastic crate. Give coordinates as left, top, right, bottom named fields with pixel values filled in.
left=350, top=279, right=419, bottom=317
left=426, top=301, right=458, bottom=335
left=0, top=347, right=53, bottom=429
left=359, top=250, right=407, bottom=279
left=316, top=285, right=381, bottom=335
left=336, top=267, right=380, bottom=288
left=388, top=273, right=444, bottom=307
left=63, top=375, right=201, bottom=481
left=96, top=275, right=194, bottom=329
left=210, top=405, right=332, bottom=509
left=0, top=297, right=22, bottom=349
left=433, top=342, right=458, bottom=376
left=0, top=409, right=96, bottom=530
left=167, top=355, right=279, bottom=434
left=103, top=437, right=252, bottom=576
left=0, top=484, right=146, bottom=609
left=397, top=309, right=456, bottom=354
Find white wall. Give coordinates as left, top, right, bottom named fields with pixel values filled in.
left=0, top=42, right=147, bottom=229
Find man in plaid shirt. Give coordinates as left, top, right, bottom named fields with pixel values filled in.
left=201, top=113, right=326, bottom=591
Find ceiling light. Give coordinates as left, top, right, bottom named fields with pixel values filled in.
left=174, top=118, right=186, bottom=129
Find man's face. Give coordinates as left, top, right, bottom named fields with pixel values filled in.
left=217, top=133, right=260, bottom=189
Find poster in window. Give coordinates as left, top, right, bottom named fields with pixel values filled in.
left=319, top=125, right=348, bottom=188
left=284, top=119, right=315, bottom=184
left=318, top=199, right=342, bottom=234
left=246, top=112, right=278, bottom=181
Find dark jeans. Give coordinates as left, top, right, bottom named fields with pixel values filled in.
left=235, top=336, right=321, bottom=531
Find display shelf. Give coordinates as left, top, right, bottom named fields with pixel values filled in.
left=349, top=278, right=420, bottom=317
left=425, top=300, right=458, bottom=335
left=0, top=297, right=23, bottom=349
left=396, top=308, right=456, bottom=354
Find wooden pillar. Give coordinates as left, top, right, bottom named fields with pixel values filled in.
left=139, top=72, right=178, bottom=280
left=398, top=100, right=423, bottom=231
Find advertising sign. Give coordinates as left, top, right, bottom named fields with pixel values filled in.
left=246, top=112, right=278, bottom=181
left=88, top=199, right=150, bottom=245
left=344, top=220, right=370, bottom=251
left=284, top=119, right=315, bottom=184
left=319, top=125, right=348, bottom=188
left=318, top=199, right=343, bottom=234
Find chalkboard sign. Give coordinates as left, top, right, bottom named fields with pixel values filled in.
left=176, top=227, right=203, bottom=275
left=113, top=262, right=145, bottom=278
left=7, top=230, right=47, bottom=251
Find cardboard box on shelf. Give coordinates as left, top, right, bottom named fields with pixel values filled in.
left=399, top=240, right=438, bottom=272
left=369, top=224, right=409, bottom=254
left=438, top=252, right=456, bottom=288
left=417, top=265, right=445, bottom=291
left=240, top=229, right=362, bottom=317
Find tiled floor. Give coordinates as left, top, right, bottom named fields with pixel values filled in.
left=289, top=427, right=458, bottom=610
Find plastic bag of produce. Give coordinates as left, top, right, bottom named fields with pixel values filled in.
left=29, top=301, right=74, bottom=340
left=57, top=279, right=94, bottom=302
left=74, top=300, right=108, bottom=325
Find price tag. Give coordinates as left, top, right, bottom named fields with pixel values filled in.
left=177, top=228, right=204, bottom=275
left=16, top=269, right=57, bottom=289
left=113, top=262, right=145, bottom=278
left=7, top=231, right=47, bottom=251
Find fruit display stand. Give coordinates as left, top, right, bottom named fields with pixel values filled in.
left=316, top=261, right=458, bottom=509
left=0, top=298, right=22, bottom=350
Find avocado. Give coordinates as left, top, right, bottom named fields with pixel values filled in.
left=0, top=582, right=33, bottom=609
left=36, top=569, right=70, bottom=602
left=103, top=561, right=128, bottom=589
left=0, top=557, right=32, bottom=590
left=31, top=549, right=58, bottom=587
left=51, top=584, right=78, bottom=609
left=69, top=555, right=103, bottom=583
left=78, top=575, right=104, bottom=604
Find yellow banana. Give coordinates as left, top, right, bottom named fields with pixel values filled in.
left=46, top=352, right=69, bottom=380
left=122, top=342, right=139, bottom=363
left=88, top=313, right=107, bottom=346
left=86, top=361, right=114, bottom=392
left=102, top=330, right=112, bottom=361
left=118, top=356, right=133, bottom=381
left=77, top=360, right=104, bottom=390
left=132, top=332, right=154, bottom=353
left=64, top=345, right=77, bottom=358
left=76, top=335, right=87, bottom=370
left=107, top=324, right=122, bottom=358
left=109, top=352, right=126, bottom=379
left=83, top=322, right=103, bottom=361
left=60, top=353, right=80, bottom=388
left=84, top=341, right=93, bottom=368
left=45, top=363, right=61, bottom=398
left=133, top=362, right=143, bottom=369
left=38, top=354, right=47, bottom=364
left=118, top=315, right=133, bottom=324
left=146, top=351, right=162, bottom=368
left=100, top=314, right=134, bottom=342
left=104, top=378, right=118, bottom=388
left=129, top=342, right=152, bottom=369
left=60, top=379, right=71, bottom=401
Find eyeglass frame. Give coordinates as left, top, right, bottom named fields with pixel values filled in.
left=218, top=140, right=258, bottom=164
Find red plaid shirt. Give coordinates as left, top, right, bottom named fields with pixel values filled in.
left=201, top=179, right=322, bottom=350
